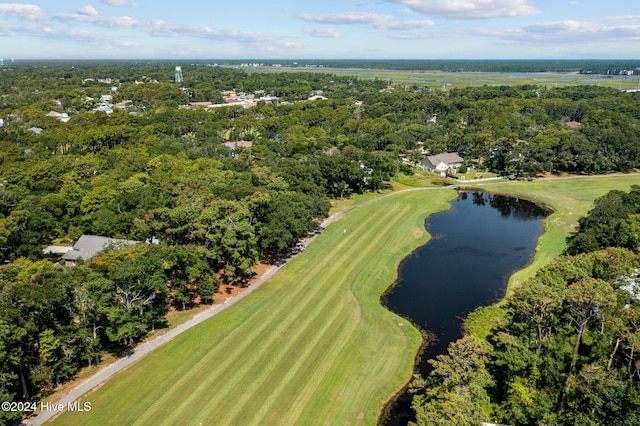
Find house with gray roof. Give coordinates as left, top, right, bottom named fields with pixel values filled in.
left=62, top=235, right=138, bottom=266
left=422, top=152, right=464, bottom=176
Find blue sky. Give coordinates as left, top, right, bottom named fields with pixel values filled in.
left=0, top=0, right=638, bottom=59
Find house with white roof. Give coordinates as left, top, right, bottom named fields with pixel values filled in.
left=422, top=152, right=464, bottom=176
left=45, top=111, right=70, bottom=122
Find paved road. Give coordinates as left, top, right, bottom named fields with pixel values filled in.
left=25, top=172, right=636, bottom=424
left=26, top=264, right=283, bottom=425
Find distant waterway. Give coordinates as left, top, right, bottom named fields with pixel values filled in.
left=381, top=191, right=550, bottom=425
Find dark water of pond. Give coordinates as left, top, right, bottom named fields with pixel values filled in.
left=380, top=191, right=550, bottom=425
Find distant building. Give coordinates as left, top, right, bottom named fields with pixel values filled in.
left=43, top=245, right=73, bottom=256
left=189, top=101, right=212, bottom=108
left=175, top=66, right=183, bottom=83
left=94, top=102, right=113, bottom=114
left=61, top=235, right=138, bottom=267
left=422, top=152, right=464, bottom=176
left=223, top=141, right=253, bottom=150
left=565, top=121, right=582, bottom=129
left=259, top=95, right=278, bottom=102
left=46, top=111, right=70, bottom=122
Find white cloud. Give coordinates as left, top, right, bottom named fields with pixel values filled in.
left=524, top=20, right=596, bottom=34
left=386, top=0, right=541, bottom=19
left=54, top=12, right=266, bottom=41
left=376, top=19, right=434, bottom=30
left=77, top=5, right=98, bottom=17
left=297, top=11, right=434, bottom=32
left=605, top=15, right=640, bottom=22
left=303, top=27, right=340, bottom=38
left=100, top=0, right=134, bottom=6
left=297, top=11, right=394, bottom=25
left=0, top=19, right=139, bottom=48
left=474, top=20, right=640, bottom=44
left=0, top=3, right=46, bottom=21
left=100, top=15, right=138, bottom=27
left=55, top=12, right=139, bottom=28
left=390, top=32, right=430, bottom=39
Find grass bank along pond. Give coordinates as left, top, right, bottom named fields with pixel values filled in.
left=382, top=191, right=550, bottom=425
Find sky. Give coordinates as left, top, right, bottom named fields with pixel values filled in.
left=0, top=0, right=639, bottom=60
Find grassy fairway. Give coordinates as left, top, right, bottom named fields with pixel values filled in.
left=52, top=189, right=456, bottom=426
left=465, top=174, right=640, bottom=336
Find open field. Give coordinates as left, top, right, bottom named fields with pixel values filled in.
left=51, top=189, right=456, bottom=426
left=246, top=66, right=640, bottom=90
left=465, top=174, right=640, bottom=337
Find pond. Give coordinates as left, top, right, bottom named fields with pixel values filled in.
left=381, top=191, right=550, bottom=425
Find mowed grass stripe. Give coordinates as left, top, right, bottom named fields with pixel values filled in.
left=223, top=295, right=357, bottom=425
left=255, top=300, right=358, bottom=426
left=294, top=192, right=456, bottom=424
left=185, top=204, right=405, bottom=423
left=125, top=203, right=407, bottom=425
left=227, top=207, right=413, bottom=425
left=271, top=210, right=416, bottom=425
left=132, top=267, right=347, bottom=424
left=52, top=189, right=456, bottom=426
left=133, top=203, right=390, bottom=421
left=161, top=265, right=353, bottom=424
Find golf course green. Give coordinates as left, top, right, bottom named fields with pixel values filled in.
left=50, top=174, right=640, bottom=425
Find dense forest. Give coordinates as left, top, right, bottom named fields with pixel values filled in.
left=0, top=61, right=639, bottom=422
left=410, top=187, right=640, bottom=425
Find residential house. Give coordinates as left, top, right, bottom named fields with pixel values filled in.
left=45, top=111, right=70, bottom=123
left=61, top=235, right=138, bottom=267
left=565, top=121, right=582, bottom=129
left=422, top=152, right=464, bottom=176
left=94, top=103, right=113, bottom=114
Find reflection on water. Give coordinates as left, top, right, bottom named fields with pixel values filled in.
left=381, top=191, right=549, bottom=425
